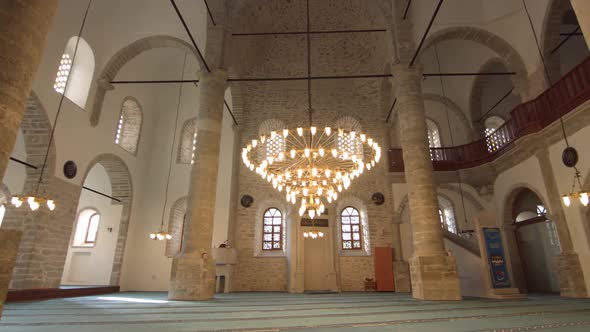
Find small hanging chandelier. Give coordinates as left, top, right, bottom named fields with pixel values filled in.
left=149, top=52, right=188, bottom=241
left=10, top=196, right=55, bottom=211
left=562, top=168, right=589, bottom=207
left=150, top=229, right=172, bottom=241
left=303, top=230, right=324, bottom=239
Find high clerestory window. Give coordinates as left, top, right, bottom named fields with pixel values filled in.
left=438, top=196, right=457, bottom=234
left=262, top=208, right=283, bottom=250
left=53, top=36, right=95, bottom=109
left=484, top=116, right=506, bottom=152
left=341, top=206, right=362, bottom=250
left=73, top=209, right=101, bottom=247
left=178, top=118, right=197, bottom=164
left=115, top=98, right=143, bottom=155
left=0, top=204, right=5, bottom=228
left=426, top=118, right=441, bottom=160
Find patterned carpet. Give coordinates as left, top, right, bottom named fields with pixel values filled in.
left=1, top=292, right=590, bottom=331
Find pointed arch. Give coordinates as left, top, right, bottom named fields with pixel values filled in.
left=115, top=97, right=143, bottom=155
left=83, top=153, right=133, bottom=285
left=419, top=27, right=529, bottom=95
left=90, top=36, right=204, bottom=126
left=166, top=196, right=187, bottom=257
left=54, top=36, right=95, bottom=109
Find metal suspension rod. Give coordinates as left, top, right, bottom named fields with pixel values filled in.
left=170, top=0, right=211, bottom=72
left=232, top=29, right=386, bottom=36
left=385, top=99, right=397, bottom=123
left=410, top=0, right=444, bottom=67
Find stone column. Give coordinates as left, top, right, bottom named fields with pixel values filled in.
left=0, top=230, right=22, bottom=319
left=571, top=0, right=590, bottom=50
left=393, top=64, right=461, bottom=300
left=535, top=147, right=588, bottom=297
left=169, top=70, right=227, bottom=300
left=0, top=1, right=58, bottom=180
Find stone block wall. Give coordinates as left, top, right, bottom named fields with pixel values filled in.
left=231, top=79, right=394, bottom=292
left=2, top=176, right=80, bottom=289
left=339, top=256, right=374, bottom=291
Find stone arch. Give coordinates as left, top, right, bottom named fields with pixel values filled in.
left=396, top=185, right=485, bottom=221
left=542, top=0, right=573, bottom=82
left=90, top=36, right=203, bottom=127
left=469, top=58, right=522, bottom=136
left=501, top=184, right=555, bottom=293
left=83, top=153, right=133, bottom=285
left=116, top=97, right=143, bottom=155
left=21, top=91, right=56, bottom=181
left=178, top=117, right=197, bottom=164
left=423, top=93, right=473, bottom=140
left=258, top=118, right=286, bottom=135
left=334, top=116, right=364, bottom=132
left=166, top=196, right=187, bottom=258
left=502, top=184, right=549, bottom=225
left=419, top=27, right=529, bottom=96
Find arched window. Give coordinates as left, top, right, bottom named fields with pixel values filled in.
left=258, top=119, right=286, bottom=162
left=426, top=118, right=441, bottom=160
left=53, top=36, right=94, bottom=109
left=72, top=209, right=100, bottom=247
left=438, top=196, right=457, bottom=234
left=341, top=206, right=362, bottom=250
left=115, top=98, right=142, bottom=155
left=0, top=204, right=5, bottom=227
left=262, top=208, right=282, bottom=250
left=484, top=116, right=506, bottom=152
left=178, top=118, right=197, bottom=164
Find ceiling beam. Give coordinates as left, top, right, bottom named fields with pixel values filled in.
left=232, top=29, right=387, bottom=36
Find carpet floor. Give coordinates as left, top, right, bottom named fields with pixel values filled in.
left=1, top=292, right=590, bottom=331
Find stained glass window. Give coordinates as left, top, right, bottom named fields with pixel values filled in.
left=341, top=207, right=362, bottom=250
left=263, top=208, right=282, bottom=250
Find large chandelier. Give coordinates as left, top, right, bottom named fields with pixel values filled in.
left=242, top=126, right=381, bottom=218
left=241, top=0, right=380, bottom=218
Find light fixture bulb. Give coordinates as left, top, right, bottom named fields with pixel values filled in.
left=308, top=209, right=315, bottom=219
left=563, top=195, right=571, bottom=207
left=581, top=193, right=589, bottom=207
left=325, top=127, right=331, bottom=135
left=311, top=127, right=317, bottom=135
left=297, top=128, right=303, bottom=136
left=150, top=233, right=156, bottom=239
left=47, top=200, right=56, bottom=211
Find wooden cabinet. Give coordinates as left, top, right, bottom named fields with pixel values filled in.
left=374, top=246, right=395, bottom=291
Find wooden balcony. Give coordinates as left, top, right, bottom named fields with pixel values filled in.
left=389, top=56, right=590, bottom=172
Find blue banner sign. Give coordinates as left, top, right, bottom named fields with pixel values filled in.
left=483, top=227, right=511, bottom=288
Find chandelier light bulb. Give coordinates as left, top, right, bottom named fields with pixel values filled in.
left=252, top=139, right=258, bottom=148
left=319, top=148, right=325, bottom=157
left=271, top=131, right=276, bottom=139
left=562, top=195, right=571, bottom=207
left=318, top=232, right=324, bottom=238
left=47, top=200, right=56, bottom=211
left=311, top=127, right=317, bottom=135
left=304, top=148, right=310, bottom=157
left=581, top=193, right=589, bottom=206
left=149, top=233, right=156, bottom=239
left=297, top=128, right=303, bottom=136
left=308, top=209, right=315, bottom=219
left=290, top=149, right=296, bottom=158
left=360, top=134, right=366, bottom=142
left=303, top=232, right=309, bottom=238
left=331, top=149, right=338, bottom=158
left=325, top=127, right=331, bottom=135
left=283, top=129, right=289, bottom=137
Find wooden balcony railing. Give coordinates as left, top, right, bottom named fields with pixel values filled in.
left=389, top=56, right=590, bottom=172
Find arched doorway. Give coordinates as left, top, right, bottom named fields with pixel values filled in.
left=510, top=188, right=560, bottom=293
left=61, top=163, right=123, bottom=286
left=61, top=154, right=132, bottom=286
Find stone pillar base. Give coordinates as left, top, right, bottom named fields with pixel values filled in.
left=393, top=261, right=411, bottom=293
left=1, top=230, right=22, bottom=319
left=558, top=252, right=588, bottom=298
left=168, top=254, right=216, bottom=301
left=409, top=255, right=461, bottom=300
